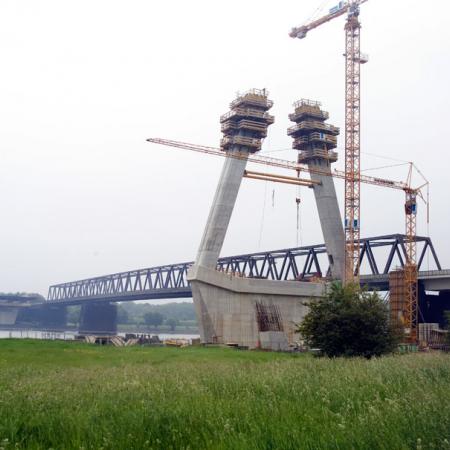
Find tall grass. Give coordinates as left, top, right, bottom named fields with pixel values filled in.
left=0, top=340, right=449, bottom=449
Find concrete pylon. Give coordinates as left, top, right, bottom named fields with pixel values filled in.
left=195, top=89, right=275, bottom=269
left=307, top=161, right=345, bottom=280
left=288, top=99, right=345, bottom=280
left=195, top=154, right=248, bottom=268
left=190, top=89, right=278, bottom=345
left=189, top=92, right=329, bottom=348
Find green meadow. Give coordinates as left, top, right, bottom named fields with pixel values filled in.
left=0, top=339, right=449, bottom=450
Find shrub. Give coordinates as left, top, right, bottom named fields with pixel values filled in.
left=298, top=282, right=400, bottom=358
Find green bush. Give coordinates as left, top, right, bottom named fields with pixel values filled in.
left=298, top=282, right=400, bottom=358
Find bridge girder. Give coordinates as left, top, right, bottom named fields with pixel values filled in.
left=44, top=234, right=441, bottom=305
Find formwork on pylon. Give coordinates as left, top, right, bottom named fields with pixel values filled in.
left=287, top=99, right=339, bottom=164
left=286, top=99, right=345, bottom=281
left=389, top=269, right=406, bottom=332
left=220, top=89, right=274, bottom=153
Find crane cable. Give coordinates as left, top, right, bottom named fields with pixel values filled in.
left=307, top=0, right=331, bottom=23
left=296, top=189, right=302, bottom=247
left=296, top=168, right=302, bottom=247
left=258, top=181, right=268, bottom=250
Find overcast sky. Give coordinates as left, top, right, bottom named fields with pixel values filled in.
left=1, top=0, right=449, bottom=296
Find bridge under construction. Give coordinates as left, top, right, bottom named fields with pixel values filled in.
left=3, top=88, right=445, bottom=350
left=2, top=1, right=448, bottom=349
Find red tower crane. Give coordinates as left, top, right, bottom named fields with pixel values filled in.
left=290, top=0, right=369, bottom=284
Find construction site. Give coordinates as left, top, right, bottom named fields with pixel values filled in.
left=146, top=0, right=448, bottom=351
left=3, top=2, right=450, bottom=449
left=1, top=0, right=447, bottom=352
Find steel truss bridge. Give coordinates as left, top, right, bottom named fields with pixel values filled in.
left=45, top=234, right=441, bottom=305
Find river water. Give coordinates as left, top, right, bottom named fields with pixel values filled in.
left=0, top=329, right=199, bottom=341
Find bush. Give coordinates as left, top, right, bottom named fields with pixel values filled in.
left=298, top=282, right=400, bottom=358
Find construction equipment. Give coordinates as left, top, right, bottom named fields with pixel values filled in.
left=288, top=1, right=429, bottom=342
left=290, top=0, right=369, bottom=284
left=403, top=164, right=428, bottom=342
left=146, top=137, right=428, bottom=342
left=147, top=138, right=413, bottom=191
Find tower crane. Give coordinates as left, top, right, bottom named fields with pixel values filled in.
left=290, top=0, right=369, bottom=285
left=146, top=137, right=427, bottom=342
left=289, top=0, right=425, bottom=341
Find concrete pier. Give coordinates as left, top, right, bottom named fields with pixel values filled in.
left=189, top=265, right=324, bottom=347
left=40, top=305, right=68, bottom=329
left=79, top=302, right=117, bottom=335
left=0, top=306, right=19, bottom=326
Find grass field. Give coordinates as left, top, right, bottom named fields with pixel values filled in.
left=0, top=340, right=450, bottom=449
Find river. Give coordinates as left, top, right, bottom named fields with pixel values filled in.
left=0, top=329, right=199, bottom=341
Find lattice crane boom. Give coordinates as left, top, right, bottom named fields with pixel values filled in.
left=146, top=138, right=421, bottom=194
left=289, top=0, right=368, bottom=39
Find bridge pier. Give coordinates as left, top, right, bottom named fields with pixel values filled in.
left=40, top=305, right=68, bottom=330
left=79, top=302, right=117, bottom=335
left=0, top=306, right=19, bottom=326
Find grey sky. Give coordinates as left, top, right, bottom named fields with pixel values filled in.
left=1, top=0, right=449, bottom=296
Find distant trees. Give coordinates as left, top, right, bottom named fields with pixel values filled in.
left=165, top=318, right=179, bottom=332
left=0, top=293, right=45, bottom=302
left=66, top=306, right=81, bottom=326
left=144, top=312, right=164, bottom=329
left=118, top=302, right=196, bottom=326
left=117, top=306, right=129, bottom=325
left=298, top=282, right=400, bottom=358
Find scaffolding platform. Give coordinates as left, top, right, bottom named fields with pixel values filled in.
left=288, top=99, right=339, bottom=163
left=220, top=89, right=274, bottom=154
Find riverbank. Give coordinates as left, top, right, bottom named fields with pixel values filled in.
left=1, top=340, right=450, bottom=449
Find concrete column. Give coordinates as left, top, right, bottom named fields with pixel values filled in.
left=195, top=152, right=248, bottom=268
left=79, top=302, right=117, bottom=335
left=40, top=305, right=68, bottom=330
left=308, top=159, right=345, bottom=280
left=0, top=307, right=19, bottom=326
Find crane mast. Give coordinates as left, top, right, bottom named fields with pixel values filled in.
left=344, top=3, right=362, bottom=283
left=289, top=0, right=426, bottom=341
left=290, top=1, right=368, bottom=284
left=405, top=189, right=418, bottom=341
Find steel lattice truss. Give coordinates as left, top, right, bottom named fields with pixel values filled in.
left=47, top=234, right=441, bottom=304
